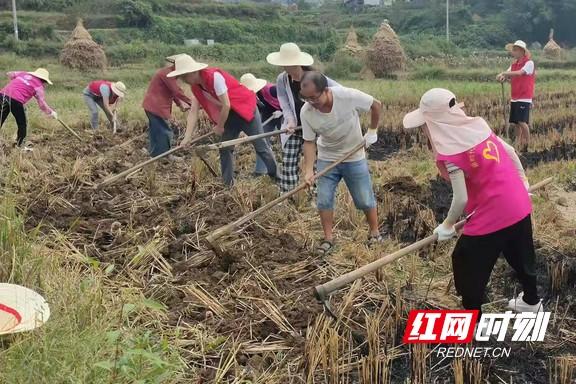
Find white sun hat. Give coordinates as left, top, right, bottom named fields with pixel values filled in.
left=266, top=43, right=314, bottom=67
left=111, top=81, right=126, bottom=98
left=240, top=73, right=267, bottom=93
left=165, top=54, right=186, bottom=64
left=167, top=54, right=208, bottom=78
left=0, top=283, right=50, bottom=335
left=27, top=68, right=52, bottom=85
left=403, top=88, right=491, bottom=156
left=506, top=40, right=530, bottom=54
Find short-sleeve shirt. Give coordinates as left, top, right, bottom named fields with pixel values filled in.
left=507, top=60, right=535, bottom=103
left=301, top=86, right=373, bottom=162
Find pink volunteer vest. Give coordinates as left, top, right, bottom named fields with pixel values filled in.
left=436, top=134, right=532, bottom=236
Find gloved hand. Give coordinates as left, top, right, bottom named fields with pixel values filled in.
left=434, top=222, right=456, bottom=241
left=50, top=110, right=58, bottom=120
left=272, top=110, right=283, bottom=119
left=364, top=129, right=378, bottom=148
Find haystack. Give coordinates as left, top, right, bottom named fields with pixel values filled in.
left=366, top=20, right=407, bottom=77
left=342, top=26, right=363, bottom=56
left=60, top=19, right=107, bottom=71
left=544, top=29, right=563, bottom=60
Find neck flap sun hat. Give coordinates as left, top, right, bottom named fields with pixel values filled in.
left=403, top=88, right=492, bottom=156
left=240, top=73, right=267, bottom=93
left=266, top=43, right=314, bottom=67
left=505, top=40, right=530, bottom=56
left=111, top=81, right=126, bottom=98
left=0, top=283, right=50, bottom=335
left=27, top=68, right=52, bottom=85
left=167, top=54, right=208, bottom=78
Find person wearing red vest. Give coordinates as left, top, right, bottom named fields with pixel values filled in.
left=497, top=40, right=535, bottom=152
left=83, top=80, right=126, bottom=131
left=142, top=54, right=193, bottom=157
left=167, top=55, right=277, bottom=187
left=240, top=73, right=283, bottom=176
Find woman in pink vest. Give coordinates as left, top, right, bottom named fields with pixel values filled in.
left=83, top=80, right=126, bottom=130
left=167, top=55, right=277, bottom=187
left=497, top=40, right=535, bottom=152
left=0, top=68, right=57, bottom=147
left=240, top=73, right=283, bottom=176
left=403, top=88, right=543, bottom=316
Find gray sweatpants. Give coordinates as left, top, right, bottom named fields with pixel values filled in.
left=220, top=109, right=277, bottom=187
left=83, top=88, right=106, bottom=130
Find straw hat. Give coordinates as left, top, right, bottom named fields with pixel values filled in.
left=167, top=54, right=208, bottom=78
left=240, top=73, right=267, bottom=93
left=266, top=43, right=314, bottom=67
left=165, top=54, right=186, bottom=64
left=0, top=283, right=50, bottom=335
left=27, top=68, right=52, bottom=85
left=505, top=40, right=530, bottom=55
left=111, top=81, right=126, bottom=98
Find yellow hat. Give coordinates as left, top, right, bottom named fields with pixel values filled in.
left=27, top=68, right=52, bottom=85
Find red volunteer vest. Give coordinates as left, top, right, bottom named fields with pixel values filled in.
left=191, top=68, right=256, bottom=124
left=88, top=80, right=119, bottom=104
left=511, top=56, right=535, bottom=100
left=259, top=84, right=280, bottom=110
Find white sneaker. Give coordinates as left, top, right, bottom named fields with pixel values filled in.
left=507, top=292, right=544, bottom=313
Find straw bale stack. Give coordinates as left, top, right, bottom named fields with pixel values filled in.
left=342, top=26, right=364, bottom=57
left=544, top=29, right=564, bottom=60
left=60, top=19, right=107, bottom=71
left=366, top=20, right=406, bottom=77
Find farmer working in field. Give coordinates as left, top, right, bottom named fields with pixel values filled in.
left=403, top=88, right=543, bottom=315
left=497, top=40, right=535, bottom=152
left=142, top=54, right=193, bottom=157
left=83, top=80, right=126, bottom=131
left=0, top=68, right=57, bottom=148
left=266, top=43, right=340, bottom=194
left=168, top=54, right=277, bottom=187
left=240, top=73, right=283, bottom=177
left=300, top=71, right=381, bottom=255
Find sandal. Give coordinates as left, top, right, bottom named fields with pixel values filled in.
left=316, top=239, right=335, bottom=256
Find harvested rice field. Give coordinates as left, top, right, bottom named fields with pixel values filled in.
left=0, top=57, right=575, bottom=383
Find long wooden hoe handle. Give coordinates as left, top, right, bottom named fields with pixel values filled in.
left=196, top=127, right=300, bottom=152
left=96, top=131, right=212, bottom=188
left=206, top=141, right=366, bottom=244
left=57, top=118, right=82, bottom=141
left=314, top=176, right=555, bottom=301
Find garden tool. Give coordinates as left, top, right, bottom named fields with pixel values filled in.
left=313, top=177, right=554, bottom=302
left=57, top=118, right=82, bottom=141
left=112, top=110, right=118, bottom=135
left=501, top=82, right=509, bottom=138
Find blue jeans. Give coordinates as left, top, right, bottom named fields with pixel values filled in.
left=146, top=111, right=173, bottom=157
left=254, top=116, right=282, bottom=175
left=83, top=89, right=105, bottom=130
left=316, top=159, right=376, bottom=211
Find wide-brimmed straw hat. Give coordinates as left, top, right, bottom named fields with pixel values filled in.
left=0, top=283, right=50, bottom=335
left=165, top=54, right=186, bottom=64
left=27, top=68, right=52, bottom=85
left=505, top=40, right=530, bottom=55
left=240, top=73, right=267, bottom=93
left=266, top=43, right=314, bottom=67
left=111, top=81, right=126, bottom=98
left=167, top=55, right=208, bottom=78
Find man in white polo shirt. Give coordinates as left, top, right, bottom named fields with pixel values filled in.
left=497, top=40, right=535, bottom=152
left=299, top=71, right=382, bottom=255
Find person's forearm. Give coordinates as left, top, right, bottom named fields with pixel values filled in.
left=504, top=70, right=525, bottom=78
left=184, top=106, right=199, bottom=140
left=217, top=105, right=230, bottom=129
left=444, top=169, right=468, bottom=226
left=370, top=101, right=381, bottom=131
left=303, top=141, right=317, bottom=174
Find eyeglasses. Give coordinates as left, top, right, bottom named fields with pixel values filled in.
left=299, top=92, right=323, bottom=103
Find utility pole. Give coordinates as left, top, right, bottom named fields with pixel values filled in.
left=11, top=0, right=19, bottom=41
left=446, top=0, right=450, bottom=42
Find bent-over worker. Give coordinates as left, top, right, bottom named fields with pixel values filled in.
left=403, top=88, right=543, bottom=315
left=83, top=80, right=126, bottom=131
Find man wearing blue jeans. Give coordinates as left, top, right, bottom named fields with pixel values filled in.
left=300, top=71, right=382, bottom=255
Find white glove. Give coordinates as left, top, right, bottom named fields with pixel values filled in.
left=50, top=111, right=58, bottom=119
left=364, top=129, right=378, bottom=148
left=433, top=222, right=456, bottom=241
left=272, top=110, right=283, bottom=119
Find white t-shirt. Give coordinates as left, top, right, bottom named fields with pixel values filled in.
left=202, top=72, right=228, bottom=101
left=301, top=86, right=373, bottom=162
left=507, top=60, right=534, bottom=103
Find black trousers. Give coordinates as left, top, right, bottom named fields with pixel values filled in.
left=0, top=94, right=27, bottom=146
left=452, top=214, right=539, bottom=313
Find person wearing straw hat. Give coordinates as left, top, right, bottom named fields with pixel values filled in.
left=142, top=54, right=193, bottom=157
left=497, top=40, right=535, bottom=152
left=168, top=54, right=277, bottom=186
left=403, top=88, right=543, bottom=315
left=300, top=71, right=382, bottom=255
left=83, top=80, right=126, bottom=131
left=0, top=68, right=57, bottom=148
left=240, top=73, right=283, bottom=177
left=266, top=43, right=341, bottom=194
